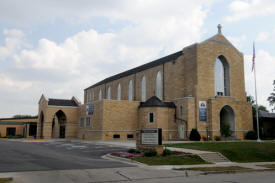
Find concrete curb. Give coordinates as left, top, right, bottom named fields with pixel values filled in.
left=199, top=168, right=275, bottom=175
left=102, top=154, right=147, bottom=167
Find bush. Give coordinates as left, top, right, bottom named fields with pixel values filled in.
left=128, top=148, right=140, bottom=154
left=214, top=136, right=221, bottom=141
left=162, top=149, right=172, bottom=156
left=220, top=122, right=232, bottom=137
left=189, top=128, right=201, bottom=141
left=144, top=149, right=157, bottom=157
left=245, top=130, right=257, bottom=140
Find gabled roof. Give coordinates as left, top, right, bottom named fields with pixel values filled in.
left=139, top=96, right=176, bottom=108
left=85, top=51, right=183, bottom=90
left=48, top=98, right=78, bottom=107
left=259, top=110, right=275, bottom=118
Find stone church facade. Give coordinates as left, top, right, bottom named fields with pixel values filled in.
left=37, top=26, right=253, bottom=140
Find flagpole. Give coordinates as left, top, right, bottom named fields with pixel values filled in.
left=253, top=43, right=261, bottom=142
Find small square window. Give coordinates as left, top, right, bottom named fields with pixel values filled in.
left=149, top=112, right=154, bottom=123
left=127, top=134, right=134, bottom=139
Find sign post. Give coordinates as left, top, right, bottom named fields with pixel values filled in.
left=136, top=128, right=163, bottom=155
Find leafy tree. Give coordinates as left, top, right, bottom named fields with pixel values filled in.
left=247, top=95, right=268, bottom=118
left=220, top=122, right=232, bottom=137
left=267, top=80, right=275, bottom=111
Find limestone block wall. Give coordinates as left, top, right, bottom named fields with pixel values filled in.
left=38, top=97, right=80, bottom=139
left=173, top=97, right=196, bottom=139
left=196, top=35, right=246, bottom=102
left=102, top=100, right=139, bottom=140
left=208, top=97, right=253, bottom=139
left=164, top=55, right=185, bottom=101
left=138, top=107, right=177, bottom=141
left=77, top=100, right=104, bottom=140
left=78, top=100, right=139, bottom=140
left=0, top=125, right=24, bottom=137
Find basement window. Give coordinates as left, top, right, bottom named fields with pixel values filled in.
left=113, top=134, right=120, bottom=139
left=127, top=134, right=134, bottom=139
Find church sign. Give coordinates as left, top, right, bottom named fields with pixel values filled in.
left=199, top=101, right=207, bottom=121
left=141, top=129, right=162, bottom=145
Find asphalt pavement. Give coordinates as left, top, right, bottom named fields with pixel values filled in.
left=0, top=140, right=133, bottom=172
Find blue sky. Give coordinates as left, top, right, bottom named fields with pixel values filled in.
left=0, top=0, right=275, bottom=117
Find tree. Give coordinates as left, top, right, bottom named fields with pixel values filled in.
left=247, top=95, right=268, bottom=117
left=267, top=80, right=275, bottom=111
left=247, top=95, right=268, bottom=137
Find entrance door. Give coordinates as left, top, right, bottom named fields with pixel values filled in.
left=178, top=123, right=185, bottom=139
left=6, top=127, right=16, bottom=136
left=59, top=126, right=65, bottom=138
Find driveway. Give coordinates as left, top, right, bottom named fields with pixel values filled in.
left=0, top=140, right=133, bottom=172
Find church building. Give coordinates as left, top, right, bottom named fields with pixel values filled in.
left=37, top=25, right=253, bottom=140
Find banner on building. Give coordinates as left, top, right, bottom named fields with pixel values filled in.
left=199, top=101, right=207, bottom=121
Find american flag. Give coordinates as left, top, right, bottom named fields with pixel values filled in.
left=252, top=42, right=256, bottom=72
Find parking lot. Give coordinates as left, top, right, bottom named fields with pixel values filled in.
left=0, top=140, right=133, bottom=172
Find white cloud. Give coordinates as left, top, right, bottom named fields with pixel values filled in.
left=244, top=50, right=275, bottom=110
left=0, top=29, right=27, bottom=61
left=0, top=74, right=32, bottom=90
left=227, top=35, right=247, bottom=49
left=225, top=0, right=275, bottom=22
left=0, top=0, right=213, bottom=117
left=256, top=28, right=275, bottom=42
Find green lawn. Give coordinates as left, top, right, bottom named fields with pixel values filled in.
left=166, top=142, right=275, bottom=163
left=134, top=153, right=208, bottom=165
left=0, top=178, right=12, bottom=183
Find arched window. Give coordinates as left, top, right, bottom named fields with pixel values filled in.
left=214, top=56, right=230, bottom=96
left=155, top=71, right=162, bottom=100
left=141, top=76, right=146, bottom=102
left=117, top=83, right=121, bottom=100
left=107, top=86, right=111, bottom=99
left=98, top=88, right=102, bottom=101
left=90, top=91, right=94, bottom=102
left=86, top=91, right=89, bottom=103
left=128, top=80, right=133, bottom=101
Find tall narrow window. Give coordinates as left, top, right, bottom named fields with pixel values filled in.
left=180, top=105, right=183, bottom=119
left=98, top=88, right=102, bottom=101
left=214, top=56, right=230, bottom=96
left=107, top=86, right=111, bottom=99
left=91, top=91, right=94, bottom=102
left=86, top=91, right=89, bottom=103
left=141, top=76, right=146, bottom=102
left=117, top=83, right=121, bottom=100
left=156, top=71, right=162, bottom=100
left=128, top=80, right=133, bottom=101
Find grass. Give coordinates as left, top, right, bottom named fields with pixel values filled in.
left=257, top=164, right=275, bottom=169
left=174, top=166, right=251, bottom=172
left=166, top=142, right=275, bottom=163
left=134, top=153, right=208, bottom=165
left=0, top=178, right=13, bottom=183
